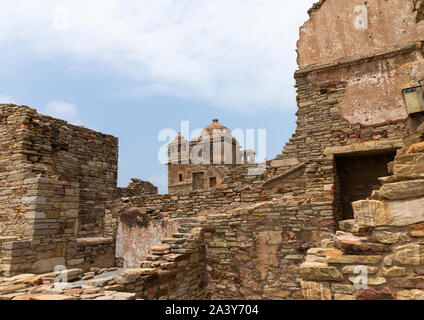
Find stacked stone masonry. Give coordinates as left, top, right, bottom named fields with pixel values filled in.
left=1, top=0, right=424, bottom=301
left=0, top=104, right=118, bottom=277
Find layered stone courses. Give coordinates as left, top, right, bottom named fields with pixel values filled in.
left=1, top=0, right=424, bottom=300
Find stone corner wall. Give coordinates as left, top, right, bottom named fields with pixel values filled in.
left=0, top=104, right=119, bottom=277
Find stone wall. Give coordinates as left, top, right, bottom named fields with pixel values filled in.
left=104, top=218, right=208, bottom=300
left=298, top=0, right=424, bottom=68
left=0, top=104, right=119, bottom=276
left=203, top=200, right=335, bottom=300
left=118, top=178, right=158, bottom=198
left=300, top=126, right=424, bottom=300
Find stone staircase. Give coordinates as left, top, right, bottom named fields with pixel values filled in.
left=300, top=123, right=424, bottom=300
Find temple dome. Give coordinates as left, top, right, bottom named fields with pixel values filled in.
left=201, top=119, right=231, bottom=138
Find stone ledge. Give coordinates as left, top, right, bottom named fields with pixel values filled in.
left=76, top=237, right=114, bottom=245
left=323, top=140, right=404, bottom=156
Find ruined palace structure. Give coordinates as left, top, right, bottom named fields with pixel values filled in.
left=0, top=0, right=424, bottom=301
left=167, top=119, right=255, bottom=195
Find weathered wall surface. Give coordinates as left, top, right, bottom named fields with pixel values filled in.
left=305, top=44, right=424, bottom=126
left=168, top=163, right=244, bottom=195
left=301, top=127, right=424, bottom=300
left=298, top=0, right=424, bottom=68
left=0, top=104, right=118, bottom=276
left=203, top=200, right=335, bottom=300
left=118, top=178, right=158, bottom=198
left=116, top=210, right=180, bottom=268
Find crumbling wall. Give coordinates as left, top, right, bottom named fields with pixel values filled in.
left=118, top=178, right=158, bottom=198
left=116, top=208, right=180, bottom=268
left=298, top=0, right=424, bottom=68
left=300, top=125, right=424, bottom=300
left=203, top=200, right=335, bottom=300
left=0, top=105, right=118, bottom=276
left=103, top=219, right=208, bottom=300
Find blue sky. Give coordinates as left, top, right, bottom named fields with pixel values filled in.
left=0, top=0, right=315, bottom=193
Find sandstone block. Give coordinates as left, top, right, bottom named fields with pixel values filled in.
left=300, top=263, right=343, bottom=281
left=411, top=222, right=424, bottom=237
left=349, top=276, right=386, bottom=286
left=394, top=244, right=424, bottom=265
left=325, top=249, right=382, bottom=264
left=342, top=265, right=378, bottom=274
left=396, top=289, right=424, bottom=300
left=29, top=294, right=76, bottom=301
left=370, top=229, right=401, bottom=244
left=391, top=276, right=424, bottom=289
left=383, top=266, right=406, bottom=277
left=151, top=244, right=171, bottom=255
left=337, top=240, right=390, bottom=255
left=301, top=281, right=332, bottom=300
left=353, top=198, right=424, bottom=227
left=357, top=288, right=394, bottom=300
left=334, top=293, right=355, bottom=300
left=381, top=179, right=424, bottom=200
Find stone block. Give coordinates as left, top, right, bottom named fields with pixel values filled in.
left=391, top=276, right=424, bottom=289
left=32, top=257, right=65, bottom=274
left=381, top=179, right=424, bottom=200
left=411, top=222, right=424, bottom=237
left=353, top=198, right=424, bottom=227
left=394, top=244, right=424, bottom=265
left=301, top=281, right=332, bottom=300
left=300, top=263, right=343, bottom=281
left=396, top=289, right=424, bottom=300
left=337, top=240, right=390, bottom=255
left=151, top=244, right=171, bottom=255
left=357, top=288, right=394, bottom=300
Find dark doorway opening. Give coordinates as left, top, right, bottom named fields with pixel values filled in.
left=335, top=151, right=396, bottom=221
left=192, top=172, right=205, bottom=191
left=209, top=177, right=217, bottom=188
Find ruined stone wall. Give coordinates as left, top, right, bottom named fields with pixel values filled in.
left=203, top=200, right=335, bottom=300
left=271, top=0, right=424, bottom=190
left=301, top=126, right=424, bottom=300
left=0, top=105, right=48, bottom=240
left=107, top=169, right=269, bottom=268
left=118, top=178, right=158, bottom=198
left=103, top=219, right=208, bottom=300
left=298, top=0, right=424, bottom=68
left=0, top=104, right=118, bottom=276
left=168, top=163, right=253, bottom=195
left=39, top=113, right=118, bottom=237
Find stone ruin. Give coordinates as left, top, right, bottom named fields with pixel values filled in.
left=0, top=0, right=423, bottom=300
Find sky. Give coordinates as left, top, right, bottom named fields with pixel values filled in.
left=0, top=0, right=316, bottom=193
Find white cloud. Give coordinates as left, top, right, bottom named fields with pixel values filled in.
left=0, top=0, right=316, bottom=112
left=41, top=100, right=83, bottom=125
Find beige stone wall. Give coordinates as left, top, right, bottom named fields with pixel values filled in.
left=0, top=104, right=118, bottom=276
left=300, top=127, right=424, bottom=300
left=298, top=0, right=424, bottom=68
